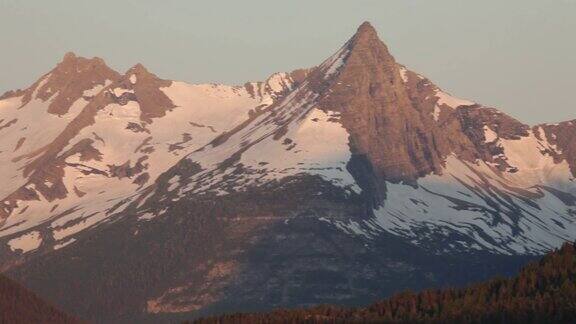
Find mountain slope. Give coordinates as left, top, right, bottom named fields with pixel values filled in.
left=0, top=21, right=575, bottom=323
left=144, top=22, right=576, bottom=255
left=0, top=56, right=304, bottom=268
left=0, top=53, right=120, bottom=199
left=194, top=242, right=576, bottom=324
left=0, top=273, right=78, bottom=324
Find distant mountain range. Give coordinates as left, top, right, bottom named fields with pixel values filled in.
left=0, top=22, right=574, bottom=322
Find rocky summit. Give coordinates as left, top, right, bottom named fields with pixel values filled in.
left=0, top=22, right=575, bottom=323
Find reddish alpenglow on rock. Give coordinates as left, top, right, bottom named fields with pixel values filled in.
left=0, top=20, right=575, bottom=323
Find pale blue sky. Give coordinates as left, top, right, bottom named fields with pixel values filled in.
left=1, top=0, right=574, bottom=124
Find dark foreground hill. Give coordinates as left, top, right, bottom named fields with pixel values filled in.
left=194, top=242, right=576, bottom=324
left=0, top=273, right=78, bottom=324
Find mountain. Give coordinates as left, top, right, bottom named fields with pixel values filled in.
left=0, top=22, right=574, bottom=322
left=0, top=272, right=78, bottom=323
left=0, top=53, right=300, bottom=268
left=193, top=242, right=576, bottom=324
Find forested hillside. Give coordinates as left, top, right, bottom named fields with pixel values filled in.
left=0, top=273, right=78, bottom=324
left=195, top=242, right=576, bottom=324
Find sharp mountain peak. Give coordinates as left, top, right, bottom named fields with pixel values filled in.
left=346, top=21, right=393, bottom=56
left=353, top=21, right=379, bottom=41
left=309, top=20, right=398, bottom=90
left=127, top=63, right=150, bottom=75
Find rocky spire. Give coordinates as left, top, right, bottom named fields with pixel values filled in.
left=349, top=21, right=385, bottom=50
left=314, top=21, right=445, bottom=190
left=339, top=21, right=401, bottom=88
left=114, top=63, right=175, bottom=123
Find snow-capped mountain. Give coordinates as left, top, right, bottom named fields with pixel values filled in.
left=134, top=22, right=576, bottom=255
left=0, top=54, right=304, bottom=259
left=0, top=22, right=574, bottom=322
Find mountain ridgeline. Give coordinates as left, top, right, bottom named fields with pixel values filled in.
left=194, top=242, right=576, bottom=324
left=0, top=22, right=575, bottom=322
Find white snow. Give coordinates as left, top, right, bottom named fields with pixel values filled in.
left=331, top=155, right=576, bottom=255
left=0, top=76, right=282, bottom=243
left=112, top=87, right=135, bottom=97
left=0, top=87, right=92, bottom=198
left=435, top=89, right=474, bottom=109
left=265, top=73, right=292, bottom=94
left=52, top=215, right=101, bottom=241
left=82, top=80, right=112, bottom=97
left=399, top=66, right=409, bottom=83
left=320, top=45, right=350, bottom=79
left=180, top=82, right=359, bottom=196
left=138, top=212, right=156, bottom=221
left=7, top=231, right=42, bottom=253
left=239, top=108, right=359, bottom=191
left=2, top=61, right=575, bottom=258
left=498, top=130, right=572, bottom=187
left=129, top=74, right=137, bottom=84
left=167, top=175, right=180, bottom=192
left=432, top=105, right=441, bottom=121
left=483, top=126, right=498, bottom=142
left=54, top=238, right=76, bottom=250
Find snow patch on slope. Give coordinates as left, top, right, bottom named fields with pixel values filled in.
left=327, top=156, right=576, bottom=255
left=399, top=66, right=409, bottom=83
left=239, top=108, right=359, bottom=191
left=432, top=106, right=441, bottom=121
left=178, top=83, right=359, bottom=196
left=498, top=130, right=572, bottom=187
left=8, top=231, right=42, bottom=253
left=435, top=90, right=474, bottom=109
left=83, top=80, right=112, bottom=97
left=54, top=238, right=76, bottom=250
left=265, top=72, right=293, bottom=94
left=320, top=46, right=350, bottom=79
left=0, top=93, right=92, bottom=198
left=484, top=126, right=498, bottom=142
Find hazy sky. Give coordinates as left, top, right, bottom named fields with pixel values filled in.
left=1, top=0, right=574, bottom=124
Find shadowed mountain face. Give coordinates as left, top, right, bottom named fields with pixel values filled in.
left=0, top=22, right=575, bottom=322
left=193, top=242, right=576, bottom=324
left=0, top=273, right=78, bottom=324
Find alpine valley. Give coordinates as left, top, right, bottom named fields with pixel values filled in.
left=1, top=22, right=575, bottom=323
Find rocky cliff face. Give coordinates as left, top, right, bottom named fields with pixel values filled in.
left=0, top=21, right=575, bottom=323
left=316, top=22, right=447, bottom=184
